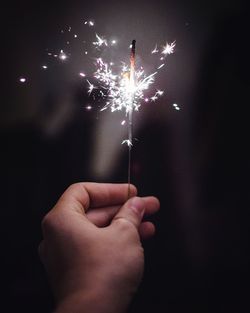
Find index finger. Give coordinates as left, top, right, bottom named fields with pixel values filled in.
left=56, top=182, right=137, bottom=214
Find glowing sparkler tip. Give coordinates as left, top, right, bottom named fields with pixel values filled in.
left=79, top=72, right=86, bottom=77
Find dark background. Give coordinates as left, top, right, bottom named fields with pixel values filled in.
left=1, top=0, right=249, bottom=312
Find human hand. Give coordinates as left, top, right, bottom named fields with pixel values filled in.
left=39, top=183, right=160, bottom=313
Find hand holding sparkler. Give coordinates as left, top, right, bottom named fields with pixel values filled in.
left=39, top=182, right=160, bottom=313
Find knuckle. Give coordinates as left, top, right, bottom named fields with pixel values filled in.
left=114, top=217, right=135, bottom=231
left=41, top=212, right=58, bottom=233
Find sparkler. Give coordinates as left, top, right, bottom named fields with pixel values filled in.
left=35, top=20, right=178, bottom=191
left=127, top=39, right=136, bottom=197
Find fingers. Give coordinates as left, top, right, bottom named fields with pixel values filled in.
left=112, top=197, right=145, bottom=230
left=139, top=222, right=156, bottom=240
left=87, top=196, right=160, bottom=227
left=56, top=183, right=137, bottom=214
left=86, top=205, right=120, bottom=227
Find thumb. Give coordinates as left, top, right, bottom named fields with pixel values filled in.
left=112, top=197, right=145, bottom=230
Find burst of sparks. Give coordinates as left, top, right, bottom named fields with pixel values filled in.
left=40, top=20, right=176, bottom=134
left=85, top=36, right=176, bottom=116
left=162, top=41, right=176, bottom=55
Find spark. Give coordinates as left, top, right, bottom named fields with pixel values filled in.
left=156, top=90, right=164, bottom=96
left=19, top=77, right=26, bottom=83
left=121, top=120, right=126, bottom=125
left=59, top=50, right=67, bottom=61
left=86, top=105, right=92, bottom=110
left=87, top=79, right=95, bottom=95
left=157, top=63, right=165, bottom=69
left=151, top=44, right=159, bottom=54
left=93, top=34, right=108, bottom=47
left=111, top=40, right=117, bottom=45
left=74, top=34, right=78, bottom=38
left=79, top=72, right=86, bottom=77
left=122, top=139, right=133, bottom=147
left=173, top=103, right=180, bottom=110
left=85, top=20, right=95, bottom=26
left=42, top=65, right=48, bottom=69
left=162, top=41, right=176, bottom=55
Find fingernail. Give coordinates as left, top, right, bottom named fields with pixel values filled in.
left=130, top=197, right=145, bottom=217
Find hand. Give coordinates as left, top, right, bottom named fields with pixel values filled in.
left=39, top=182, right=160, bottom=313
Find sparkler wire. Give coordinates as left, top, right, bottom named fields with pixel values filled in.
left=127, top=40, right=136, bottom=198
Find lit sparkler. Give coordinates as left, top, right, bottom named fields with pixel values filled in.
left=40, top=20, right=176, bottom=190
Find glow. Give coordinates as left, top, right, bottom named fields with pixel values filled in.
left=19, top=77, right=26, bottom=83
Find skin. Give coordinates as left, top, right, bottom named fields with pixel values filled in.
left=39, top=182, right=160, bottom=313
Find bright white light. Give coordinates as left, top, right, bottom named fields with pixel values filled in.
left=86, top=105, right=92, bottom=110
left=121, top=120, right=126, bottom=125
left=162, top=41, right=176, bottom=55
left=59, top=50, right=67, bottom=61
left=173, top=103, right=180, bottom=110
left=79, top=72, right=86, bottom=77
left=42, top=65, right=47, bottom=69
left=19, top=77, right=26, bottom=83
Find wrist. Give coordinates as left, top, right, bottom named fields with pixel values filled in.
left=54, top=285, right=132, bottom=313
